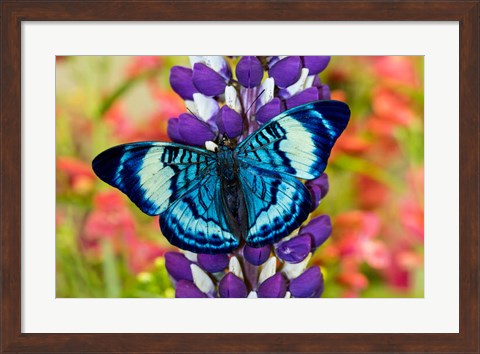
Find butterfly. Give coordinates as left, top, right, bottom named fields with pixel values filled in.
left=92, top=100, right=350, bottom=254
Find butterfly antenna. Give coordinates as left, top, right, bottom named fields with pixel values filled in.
left=245, top=89, right=265, bottom=116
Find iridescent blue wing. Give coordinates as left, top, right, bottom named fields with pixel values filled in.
left=92, top=142, right=214, bottom=216
left=92, top=142, right=239, bottom=254
left=236, top=100, right=350, bottom=180
left=159, top=171, right=239, bottom=254
left=238, top=164, right=312, bottom=246
left=235, top=100, right=350, bottom=246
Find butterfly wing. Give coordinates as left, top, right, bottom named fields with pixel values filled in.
left=236, top=100, right=350, bottom=180
left=92, top=142, right=239, bottom=253
left=235, top=100, right=350, bottom=246
left=159, top=171, right=239, bottom=254
left=238, top=163, right=312, bottom=246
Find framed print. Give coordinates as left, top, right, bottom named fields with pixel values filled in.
left=1, top=1, right=478, bottom=353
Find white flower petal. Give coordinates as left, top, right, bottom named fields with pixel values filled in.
left=205, top=141, right=219, bottom=152
left=225, top=86, right=242, bottom=113
left=247, top=291, right=258, bottom=299
left=229, top=256, right=244, bottom=280
left=189, top=56, right=204, bottom=67
left=258, top=257, right=277, bottom=285
left=284, top=291, right=292, bottom=298
left=304, top=75, right=316, bottom=89
left=184, top=100, right=198, bottom=116
left=286, top=68, right=310, bottom=96
left=183, top=251, right=197, bottom=262
left=259, top=78, right=275, bottom=106
left=281, top=253, right=312, bottom=279
left=204, top=56, right=227, bottom=73
left=191, top=264, right=215, bottom=295
left=193, top=93, right=219, bottom=121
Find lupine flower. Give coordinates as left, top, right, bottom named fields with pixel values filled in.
left=167, top=55, right=332, bottom=147
left=162, top=55, right=337, bottom=297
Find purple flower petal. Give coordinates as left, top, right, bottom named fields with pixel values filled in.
left=285, top=87, right=319, bottom=109
left=243, top=245, right=271, bottom=266
left=276, top=235, right=311, bottom=264
left=167, top=117, right=185, bottom=144
left=289, top=266, right=324, bottom=298
left=318, top=84, right=331, bottom=100
left=165, top=252, right=193, bottom=282
left=236, top=56, right=264, bottom=88
left=175, top=280, right=208, bottom=298
left=197, top=254, right=229, bottom=273
left=257, top=273, right=287, bottom=298
left=305, top=173, right=329, bottom=210
left=192, top=63, right=227, bottom=96
left=268, top=56, right=302, bottom=89
left=218, top=273, right=248, bottom=298
left=302, top=56, right=331, bottom=75
left=255, top=98, right=282, bottom=124
left=300, top=215, right=332, bottom=250
left=169, top=66, right=198, bottom=100
left=178, top=113, right=216, bottom=147
left=306, top=184, right=322, bottom=211
left=216, top=105, right=243, bottom=138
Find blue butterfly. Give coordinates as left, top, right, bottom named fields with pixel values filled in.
left=92, top=100, right=350, bottom=254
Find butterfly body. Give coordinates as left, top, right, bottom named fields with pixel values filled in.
left=93, top=100, right=350, bottom=254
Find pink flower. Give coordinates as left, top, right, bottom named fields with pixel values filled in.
left=373, top=56, right=419, bottom=87
left=82, top=191, right=136, bottom=255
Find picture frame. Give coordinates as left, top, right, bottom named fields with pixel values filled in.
left=1, top=1, right=478, bottom=353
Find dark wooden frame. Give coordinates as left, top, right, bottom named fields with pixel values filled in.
left=1, top=1, right=478, bottom=353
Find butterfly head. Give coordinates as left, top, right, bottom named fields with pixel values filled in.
left=219, top=134, right=235, bottom=149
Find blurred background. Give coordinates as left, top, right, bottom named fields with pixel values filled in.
left=56, top=56, right=424, bottom=298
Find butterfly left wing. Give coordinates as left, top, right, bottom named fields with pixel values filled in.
left=92, top=142, right=239, bottom=254
left=236, top=100, right=350, bottom=180
left=159, top=170, right=239, bottom=254
left=92, top=142, right=215, bottom=216
left=238, top=163, right=312, bottom=247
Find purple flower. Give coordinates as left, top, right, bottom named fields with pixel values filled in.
left=219, top=273, right=248, bottom=298
left=197, top=253, right=229, bottom=273
left=165, top=252, right=193, bottom=281
left=276, top=235, right=311, bottom=263
left=175, top=113, right=216, bottom=147
left=243, top=245, right=271, bottom=266
left=216, top=105, right=243, bottom=138
left=236, top=56, right=264, bottom=88
left=169, top=66, right=198, bottom=100
left=192, top=63, right=228, bottom=97
left=255, top=98, right=283, bottom=124
left=302, top=56, right=331, bottom=75
left=176, top=280, right=208, bottom=298
left=285, top=87, right=319, bottom=109
left=258, top=273, right=287, bottom=298
left=289, top=266, right=324, bottom=298
left=268, top=56, right=302, bottom=88
left=300, top=214, right=332, bottom=250
left=306, top=173, right=329, bottom=210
